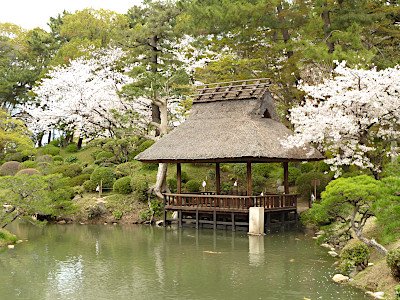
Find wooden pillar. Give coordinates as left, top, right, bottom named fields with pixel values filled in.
left=283, top=162, right=289, bottom=194
left=178, top=210, right=182, bottom=228
left=213, top=211, right=217, bottom=230
left=177, top=163, right=182, bottom=194
left=195, top=210, right=199, bottom=229
left=246, top=162, right=252, bottom=196
left=216, top=162, right=221, bottom=195
left=231, top=212, right=236, bottom=232
left=163, top=194, right=167, bottom=227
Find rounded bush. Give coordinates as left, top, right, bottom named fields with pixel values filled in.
left=21, top=149, right=36, bottom=161
left=301, top=162, right=315, bottom=173
left=114, top=162, right=136, bottom=178
left=288, top=167, right=301, bottom=186
left=90, top=167, right=115, bottom=188
left=296, top=172, right=329, bottom=200
left=52, top=163, right=82, bottom=178
left=15, top=168, right=41, bottom=176
left=53, top=155, right=64, bottom=162
left=140, top=162, right=159, bottom=171
left=131, top=175, right=148, bottom=201
left=67, top=174, right=91, bottom=187
left=49, top=140, right=60, bottom=147
left=134, top=140, right=155, bottom=156
left=18, top=160, right=37, bottom=170
left=36, top=155, right=53, bottom=163
left=339, top=242, right=370, bottom=274
left=5, top=152, right=23, bottom=162
left=113, top=176, right=133, bottom=194
left=0, top=161, right=21, bottom=176
left=387, top=249, right=400, bottom=280
left=90, top=148, right=103, bottom=160
left=66, top=144, right=79, bottom=153
left=174, top=170, right=189, bottom=183
left=42, top=145, right=60, bottom=156
left=96, top=151, right=114, bottom=161
left=82, top=165, right=96, bottom=175
left=167, top=178, right=177, bottom=193
left=65, top=155, right=78, bottom=164
left=186, top=180, right=200, bottom=193
left=37, top=162, right=53, bottom=175
left=83, top=179, right=97, bottom=192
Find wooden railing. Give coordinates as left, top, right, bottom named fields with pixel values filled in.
left=163, top=193, right=297, bottom=211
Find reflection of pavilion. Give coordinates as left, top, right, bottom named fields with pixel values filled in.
left=136, top=79, right=323, bottom=232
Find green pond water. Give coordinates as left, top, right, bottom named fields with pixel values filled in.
left=0, top=223, right=368, bottom=300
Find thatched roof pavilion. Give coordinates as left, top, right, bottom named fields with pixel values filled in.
left=136, top=79, right=322, bottom=164
left=136, top=79, right=324, bottom=230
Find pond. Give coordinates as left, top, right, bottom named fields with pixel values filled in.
left=0, top=223, right=367, bottom=299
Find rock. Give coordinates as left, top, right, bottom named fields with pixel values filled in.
left=16, top=240, right=23, bottom=244
left=96, top=201, right=108, bottom=214
left=368, top=262, right=374, bottom=267
left=328, top=251, right=339, bottom=257
left=332, top=274, right=349, bottom=283
left=113, top=222, right=117, bottom=226
left=316, top=230, right=324, bottom=235
left=312, top=237, right=318, bottom=240
left=276, top=179, right=283, bottom=186
left=104, top=222, right=107, bottom=225
left=277, top=186, right=284, bottom=193
left=156, top=220, right=164, bottom=227
left=172, top=211, right=178, bottom=219
left=7, top=245, right=14, bottom=249
left=58, top=220, right=66, bottom=224
left=330, top=247, right=336, bottom=251
left=321, top=243, right=331, bottom=248
left=366, top=291, right=384, bottom=299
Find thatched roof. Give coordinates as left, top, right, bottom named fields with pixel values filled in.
left=136, top=79, right=323, bottom=163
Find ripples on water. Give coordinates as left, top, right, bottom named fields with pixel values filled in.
left=0, top=223, right=367, bottom=299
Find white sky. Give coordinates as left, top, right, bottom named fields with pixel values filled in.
left=0, top=0, right=143, bottom=31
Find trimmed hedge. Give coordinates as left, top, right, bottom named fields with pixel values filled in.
left=66, top=144, right=79, bottom=153
left=339, top=242, right=370, bottom=274
left=82, top=165, right=96, bottom=175
left=67, top=174, right=91, bottom=187
left=167, top=178, right=177, bottom=193
left=83, top=180, right=97, bottom=192
left=90, top=167, right=115, bottom=188
left=52, top=163, right=82, bottom=178
left=96, top=151, right=114, bottom=161
left=36, top=155, right=53, bottom=163
left=113, top=176, right=132, bottom=194
left=53, top=155, right=64, bottom=162
left=387, top=249, right=400, bottom=280
left=5, top=152, right=23, bottom=162
left=131, top=175, right=148, bottom=201
left=0, top=161, right=20, bottom=176
left=65, top=155, right=78, bottom=164
left=295, top=172, right=329, bottom=200
left=16, top=168, right=41, bottom=176
left=18, top=160, right=37, bottom=170
left=186, top=180, right=200, bottom=193
left=42, top=145, right=60, bottom=156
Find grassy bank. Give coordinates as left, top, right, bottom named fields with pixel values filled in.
left=0, top=228, right=18, bottom=247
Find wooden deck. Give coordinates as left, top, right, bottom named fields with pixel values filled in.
left=163, top=193, right=298, bottom=231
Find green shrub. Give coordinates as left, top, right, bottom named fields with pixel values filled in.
left=21, top=149, right=36, bottom=161
left=134, top=140, right=155, bottom=156
left=232, top=163, right=246, bottom=178
left=113, top=210, right=122, bottom=220
left=296, top=172, right=329, bottom=199
left=65, top=155, right=78, bottom=164
left=5, top=152, right=23, bottom=162
left=167, top=178, right=177, bottom=193
left=186, top=180, right=200, bottom=193
left=49, top=140, right=60, bottom=147
left=252, top=175, right=267, bottom=194
left=318, top=160, right=331, bottom=173
left=82, top=165, right=96, bottom=175
left=90, top=148, right=103, bottom=160
left=113, top=176, right=132, bottom=194
left=131, top=175, right=148, bottom=201
left=0, top=161, right=20, bottom=176
left=42, top=145, right=60, bottom=156
left=222, top=182, right=232, bottom=192
left=301, top=162, right=315, bottom=173
left=36, top=155, right=53, bottom=163
left=37, top=162, right=53, bottom=175
left=140, top=162, right=158, bottom=171
left=338, top=242, right=370, bottom=274
left=174, top=170, right=189, bottom=183
left=52, top=163, right=82, bottom=178
left=207, top=169, right=216, bottom=180
left=67, top=174, right=91, bottom=187
left=96, top=151, right=114, bottom=161
left=90, top=167, right=115, bottom=188
left=66, top=144, right=79, bottom=153
left=53, top=155, right=64, bottom=162
left=288, top=167, right=301, bottom=186
left=73, top=185, right=84, bottom=196
left=83, top=180, right=97, bottom=192
left=387, top=249, right=400, bottom=280
left=18, top=160, right=37, bottom=170
left=114, top=162, right=136, bottom=178
left=15, top=168, right=41, bottom=176
left=253, top=163, right=275, bottom=178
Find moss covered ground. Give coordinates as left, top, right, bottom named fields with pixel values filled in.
left=0, top=228, right=18, bottom=248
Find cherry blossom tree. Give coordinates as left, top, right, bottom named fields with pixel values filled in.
left=284, top=62, right=400, bottom=178
left=26, top=47, right=151, bottom=140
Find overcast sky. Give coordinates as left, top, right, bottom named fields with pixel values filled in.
left=0, top=0, right=143, bottom=31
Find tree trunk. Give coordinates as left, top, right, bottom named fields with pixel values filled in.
left=321, top=2, right=335, bottom=54
left=47, top=131, right=52, bottom=144
left=351, top=216, right=387, bottom=256
left=37, top=132, right=44, bottom=147
left=276, top=3, right=293, bottom=58
left=77, top=136, right=83, bottom=149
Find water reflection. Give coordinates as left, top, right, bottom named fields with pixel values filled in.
left=0, top=222, right=368, bottom=300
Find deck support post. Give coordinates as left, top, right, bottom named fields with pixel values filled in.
left=283, top=162, right=289, bottom=195
left=216, top=163, right=221, bottom=195
left=249, top=207, right=264, bottom=234
left=231, top=212, right=236, bottom=232
left=246, top=162, right=252, bottom=196
left=178, top=210, right=182, bottom=228
left=195, top=210, right=199, bottom=229
left=213, top=211, right=217, bottom=230
left=177, top=163, right=182, bottom=194
left=163, top=194, right=167, bottom=227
